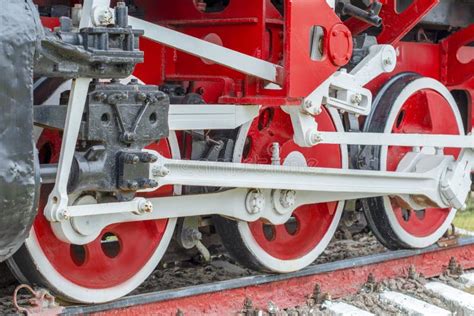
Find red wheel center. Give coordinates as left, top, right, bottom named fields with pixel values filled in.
left=244, top=107, right=342, bottom=260
left=34, top=130, right=173, bottom=289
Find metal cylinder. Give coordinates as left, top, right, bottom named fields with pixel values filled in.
left=40, top=164, right=58, bottom=184
left=115, top=2, right=128, bottom=28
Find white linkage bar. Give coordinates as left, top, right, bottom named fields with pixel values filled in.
left=317, top=131, right=474, bottom=148
left=43, top=78, right=92, bottom=222
left=128, top=17, right=283, bottom=84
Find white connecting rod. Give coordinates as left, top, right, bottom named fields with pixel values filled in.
left=58, top=150, right=472, bottom=244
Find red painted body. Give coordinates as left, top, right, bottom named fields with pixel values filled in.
left=38, top=1, right=474, bottom=121
left=95, top=243, right=474, bottom=315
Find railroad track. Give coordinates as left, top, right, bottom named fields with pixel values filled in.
left=9, top=236, right=466, bottom=315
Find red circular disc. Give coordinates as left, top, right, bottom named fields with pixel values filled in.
left=34, top=130, right=173, bottom=289
left=387, top=89, right=461, bottom=237
left=243, top=107, right=342, bottom=260
left=328, top=24, right=353, bottom=67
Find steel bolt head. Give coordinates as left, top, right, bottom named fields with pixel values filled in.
left=94, top=92, right=107, bottom=102
left=139, top=200, right=153, bottom=214
left=246, top=190, right=265, bottom=214
left=124, top=153, right=140, bottom=164
left=152, top=165, right=170, bottom=177
left=59, top=209, right=70, bottom=220
left=136, top=92, right=147, bottom=102
left=148, top=179, right=159, bottom=188
left=128, top=180, right=139, bottom=191
left=122, top=132, right=136, bottom=143
left=311, top=132, right=323, bottom=144
left=280, top=190, right=296, bottom=208
left=351, top=93, right=363, bottom=105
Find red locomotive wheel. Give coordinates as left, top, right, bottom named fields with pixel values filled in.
left=8, top=130, right=180, bottom=303
left=214, top=106, right=347, bottom=272
left=361, top=74, right=464, bottom=249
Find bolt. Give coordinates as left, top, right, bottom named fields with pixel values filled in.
left=138, top=178, right=159, bottom=189
left=311, top=132, right=323, bottom=144
left=107, top=93, right=126, bottom=105
left=140, top=153, right=158, bottom=163
left=94, top=92, right=107, bottom=102
left=351, top=93, right=363, bottom=105
left=383, top=58, right=393, bottom=66
left=279, top=190, right=296, bottom=208
left=122, top=132, right=136, bottom=143
left=246, top=190, right=265, bottom=214
left=148, top=179, right=159, bottom=188
left=136, top=92, right=147, bottom=102
left=127, top=180, right=139, bottom=191
left=152, top=165, right=170, bottom=177
left=124, top=153, right=140, bottom=164
left=147, top=93, right=158, bottom=104
left=138, top=200, right=153, bottom=214
left=59, top=209, right=70, bottom=220
left=304, top=99, right=313, bottom=109
left=187, top=228, right=202, bottom=241
left=155, top=92, right=167, bottom=102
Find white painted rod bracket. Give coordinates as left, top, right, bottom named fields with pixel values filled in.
left=168, top=104, right=259, bottom=130
left=128, top=16, right=283, bottom=85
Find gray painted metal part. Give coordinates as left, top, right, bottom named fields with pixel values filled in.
left=0, top=1, right=42, bottom=262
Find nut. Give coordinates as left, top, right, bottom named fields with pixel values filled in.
left=279, top=190, right=296, bottom=208
left=246, top=189, right=265, bottom=214
left=139, top=200, right=153, bottom=214
left=351, top=93, right=363, bottom=105
left=152, top=165, right=170, bottom=177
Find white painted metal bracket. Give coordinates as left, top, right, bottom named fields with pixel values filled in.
left=168, top=104, right=259, bottom=131
left=44, top=78, right=92, bottom=222
left=128, top=17, right=283, bottom=85
left=302, top=45, right=396, bottom=116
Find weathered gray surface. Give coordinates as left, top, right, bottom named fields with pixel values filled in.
left=0, top=1, right=42, bottom=262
